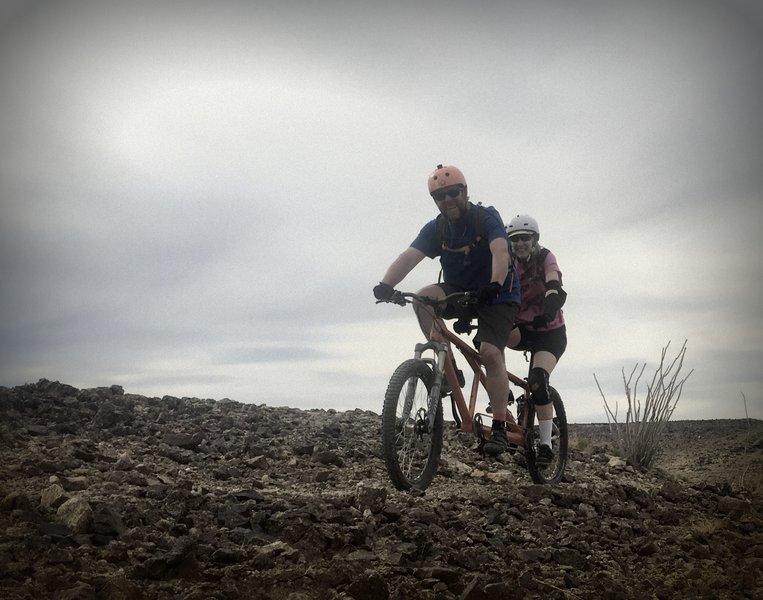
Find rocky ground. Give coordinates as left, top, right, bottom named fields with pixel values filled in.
left=1, top=379, right=761, bottom=600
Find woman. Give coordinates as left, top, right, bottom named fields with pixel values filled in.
left=505, top=214, right=567, bottom=464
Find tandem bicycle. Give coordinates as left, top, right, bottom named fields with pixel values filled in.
left=378, top=290, right=568, bottom=490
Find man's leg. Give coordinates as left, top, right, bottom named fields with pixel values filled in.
left=477, top=303, right=516, bottom=456
left=481, top=342, right=509, bottom=419
left=412, top=284, right=446, bottom=339
left=481, top=341, right=511, bottom=455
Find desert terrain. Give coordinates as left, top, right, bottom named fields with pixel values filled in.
left=1, top=380, right=761, bottom=599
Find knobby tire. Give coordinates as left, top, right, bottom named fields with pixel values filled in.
left=381, top=359, right=443, bottom=491
left=524, top=386, right=568, bottom=484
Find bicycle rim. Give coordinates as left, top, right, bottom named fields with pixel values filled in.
left=381, top=359, right=443, bottom=491
left=525, top=386, right=568, bottom=484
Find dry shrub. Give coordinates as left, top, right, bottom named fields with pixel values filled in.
left=568, top=430, right=589, bottom=451
left=736, top=391, right=763, bottom=494
left=594, top=340, right=692, bottom=470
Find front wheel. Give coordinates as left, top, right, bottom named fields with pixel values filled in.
left=524, top=386, right=568, bottom=484
left=381, top=359, right=443, bottom=491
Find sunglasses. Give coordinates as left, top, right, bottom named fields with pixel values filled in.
left=431, top=187, right=463, bottom=202
left=510, top=234, right=533, bottom=242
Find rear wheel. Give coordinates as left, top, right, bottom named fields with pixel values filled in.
left=524, top=386, right=568, bottom=484
left=381, top=359, right=443, bottom=491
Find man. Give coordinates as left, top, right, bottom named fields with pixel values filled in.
left=373, top=164, right=520, bottom=455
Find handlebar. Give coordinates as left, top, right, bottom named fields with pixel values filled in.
left=376, top=290, right=478, bottom=308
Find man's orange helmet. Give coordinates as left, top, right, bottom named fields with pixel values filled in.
left=427, top=164, right=467, bottom=193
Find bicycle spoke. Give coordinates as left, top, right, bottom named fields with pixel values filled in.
left=381, top=359, right=443, bottom=490
left=524, top=387, right=568, bottom=484
left=378, top=291, right=568, bottom=488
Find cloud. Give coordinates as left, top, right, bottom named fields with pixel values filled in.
left=1, top=0, right=762, bottom=422
left=215, top=345, right=328, bottom=365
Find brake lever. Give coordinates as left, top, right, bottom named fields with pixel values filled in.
left=390, top=291, right=407, bottom=306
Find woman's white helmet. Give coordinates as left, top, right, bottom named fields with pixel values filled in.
left=506, top=214, right=540, bottom=239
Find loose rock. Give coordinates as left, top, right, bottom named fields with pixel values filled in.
left=0, top=378, right=760, bottom=600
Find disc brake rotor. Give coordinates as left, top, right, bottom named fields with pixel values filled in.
left=414, top=408, right=429, bottom=438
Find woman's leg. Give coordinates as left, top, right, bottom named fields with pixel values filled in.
left=531, top=351, right=558, bottom=422
left=530, top=351, right=558, bottom=457
left=506, top=326, right=521, bottom=349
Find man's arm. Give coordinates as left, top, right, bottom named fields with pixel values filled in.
left=380, top=247, right=427, bottom=287
left=488, top=238, right=510, bottom=285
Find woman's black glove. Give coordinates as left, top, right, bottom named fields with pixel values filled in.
left=476, top=282, right=502, bottom=306
left=373, top=282, right=395, bottom=301
left=531, top=314, right=550, bottom=329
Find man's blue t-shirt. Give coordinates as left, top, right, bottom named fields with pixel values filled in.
left=410, top=203, right=521, bottom=304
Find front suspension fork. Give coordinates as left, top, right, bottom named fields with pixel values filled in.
left=412, top=339, right=449, bottom=433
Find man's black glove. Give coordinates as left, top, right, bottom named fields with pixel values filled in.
left=531, top=314, right=550, bottom=329
left=476, top=282, right=502, bottom=306
left=373, top=282, right=395, bottom=301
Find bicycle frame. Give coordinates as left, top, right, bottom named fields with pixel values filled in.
left=424, top=318, right=529, bottom=447
left=379, top=289, right=568, bottom=488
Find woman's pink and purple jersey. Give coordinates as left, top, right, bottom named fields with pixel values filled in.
left=515, top=248, right=565, bottom=330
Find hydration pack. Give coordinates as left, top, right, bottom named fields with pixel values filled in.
left=434, top=203, right=486, bottom=256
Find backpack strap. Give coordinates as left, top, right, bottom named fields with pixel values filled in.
left=436, top=203, right=485, bottom=255
left=435, top=213, right=446, bottom=248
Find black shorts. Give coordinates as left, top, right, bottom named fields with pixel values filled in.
left=435, top=283, right=517, bottom=351
left=510, top=324, right=567, bottom=360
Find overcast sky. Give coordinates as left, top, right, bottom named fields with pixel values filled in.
left=2, top=0, right=761, bottom=423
